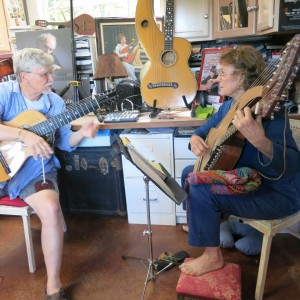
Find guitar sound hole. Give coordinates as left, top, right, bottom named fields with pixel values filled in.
left=141, top=19, right=149, bottom=28
left=161, top=51, right=176, bottom=66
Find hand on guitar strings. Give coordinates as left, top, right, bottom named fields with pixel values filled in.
left=19, top=129, right=54, bottom=160
left=232, top=107, right=273, bottom=159
left=190, top=134, right=209, bottom=157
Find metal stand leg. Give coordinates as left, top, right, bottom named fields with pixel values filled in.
left=122, top=176, right=171, bottom=300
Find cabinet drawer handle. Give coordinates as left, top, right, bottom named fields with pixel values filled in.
left=143, top=197, right=158, bottom=202
left=204, top=14, right=209, bottom=19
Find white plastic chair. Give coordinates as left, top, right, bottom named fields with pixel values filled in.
left=239, top=118, right=300, bottom=300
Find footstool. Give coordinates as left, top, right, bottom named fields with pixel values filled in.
left=176, top=259, right=241, bottom=300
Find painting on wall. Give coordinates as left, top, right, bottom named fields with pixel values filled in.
left=15, top=28, right=75, bottom=102
left=0, top=0, right=11, bottom=52
left=198, top=47, right=233, bottom=106
left=95, top=17, right=163, bottom=83
left=4, top=0, right=28, bottom=28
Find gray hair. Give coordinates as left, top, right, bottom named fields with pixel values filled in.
left=13, top=48, right=54, bottom=82
left=36, top=33, right=57, bottom=48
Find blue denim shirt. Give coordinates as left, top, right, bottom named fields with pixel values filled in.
left=0, top=81, right=76, bottom=198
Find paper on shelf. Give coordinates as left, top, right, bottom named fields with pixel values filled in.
left=146, top=128, right=174, bottom=134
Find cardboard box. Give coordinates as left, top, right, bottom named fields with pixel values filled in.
left=78, top=130, right=117, bottom=147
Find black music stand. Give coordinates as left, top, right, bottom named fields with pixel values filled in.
left=116, top=134, right=187, bottom=300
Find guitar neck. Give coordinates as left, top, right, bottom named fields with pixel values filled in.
left=30, top=91, right=116, bottom=136
left=46, top=21, right=70, bottom=27
left=35, top=14, right=95, bottom=35
left=164, top=0, right=174, bottom=50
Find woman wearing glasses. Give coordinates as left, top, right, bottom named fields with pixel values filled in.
left=0, top=48, right=98, bottom=299
left=179, top=45, right=300, bottom=277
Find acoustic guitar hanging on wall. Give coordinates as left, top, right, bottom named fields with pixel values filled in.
left=35, top=14, right=95, bottom=35
left=135, top=0, right=197, bottom=109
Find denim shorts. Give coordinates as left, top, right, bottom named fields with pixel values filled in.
left=0, top=171, right=59, bottom=200
left=19, top=171, right=59, bottom=200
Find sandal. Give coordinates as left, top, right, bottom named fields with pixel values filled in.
left=155, top=250, right=190, bottom=272
left=45, top=288, right=67, bottom=300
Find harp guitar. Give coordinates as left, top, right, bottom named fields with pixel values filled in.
left=135, top=0, right=197, bottom=109
left=193, top=34, right=300, bottom=173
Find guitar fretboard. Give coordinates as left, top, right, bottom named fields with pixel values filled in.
left=29, top=91, right=117, bottom=137
left=164, top=0, right=174, bottom=50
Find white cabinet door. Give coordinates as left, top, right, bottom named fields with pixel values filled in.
left=173, top=0, right=212, bottom=41
left=256, top=0, right=276, bottom=32
left=174, top=136, right=196, bottom=224
left=120, top=132, right=176, bottom=225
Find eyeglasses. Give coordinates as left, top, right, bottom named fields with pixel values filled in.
left=28, top=71, right=54, bottom=80
left=219, top=70, right=235, bottom=79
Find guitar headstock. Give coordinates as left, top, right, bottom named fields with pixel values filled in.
left=35, top=20, right=48, bottom=27
left=258, top=34, right=300, bottom=119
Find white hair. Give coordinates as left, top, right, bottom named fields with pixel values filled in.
left=13, top=48, right=54, bottom=82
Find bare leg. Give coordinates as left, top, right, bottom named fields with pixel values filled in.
left=179, top=246, right=224, bottom=276
left=25, top=189, right=64, bottom=295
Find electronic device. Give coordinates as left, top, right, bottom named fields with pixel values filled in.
left=116, top=79, right=142, bottom=110
left=103, top=110, right=140, bottom=123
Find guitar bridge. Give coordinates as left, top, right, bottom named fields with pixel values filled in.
left=147, top=82, right=178, bottom=89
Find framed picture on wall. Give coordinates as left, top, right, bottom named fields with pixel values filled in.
left=198, top=47, right=233, bottom=105
left=0, top=0, right=11, bottom=52
left=15, top=28, right=74, bottom=102
left=95, top=17, right=163, bottom=83
left=4, top=0, right=28, bottom=28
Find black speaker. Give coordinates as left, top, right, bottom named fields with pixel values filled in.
left=116, top=79, right=142, bottom=110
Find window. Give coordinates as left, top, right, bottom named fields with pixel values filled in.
left=41, top=0, right=163, bottom=22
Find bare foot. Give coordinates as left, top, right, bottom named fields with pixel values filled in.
left=182, top=224, right=189, bottom=233
left=179, top=248, right=224, bottom=276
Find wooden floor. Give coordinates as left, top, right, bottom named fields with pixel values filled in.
left=1, top=213, right=300, bottom=300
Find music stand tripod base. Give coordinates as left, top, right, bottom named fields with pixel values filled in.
left=122, top=176, right=171, bottom=300
left=117, top=134, right=187, bottom=300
